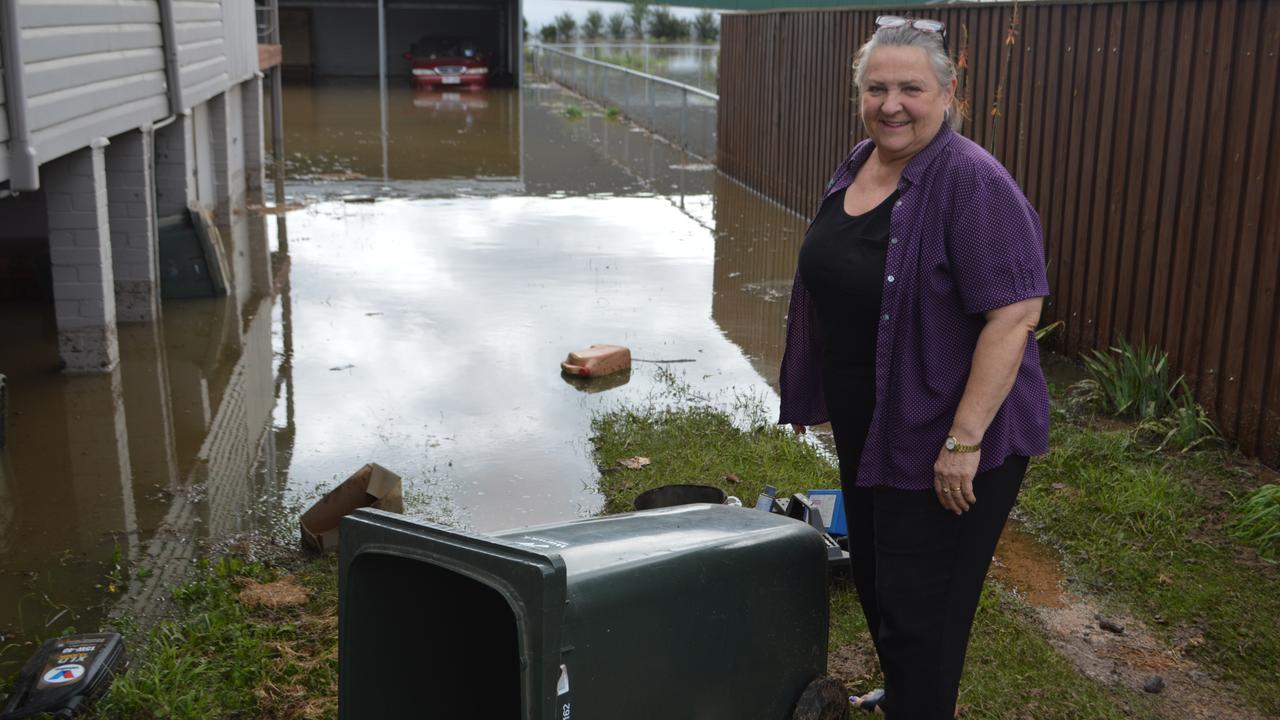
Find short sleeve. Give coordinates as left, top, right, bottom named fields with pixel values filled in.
left=947, top=171, right=1050, bottom=315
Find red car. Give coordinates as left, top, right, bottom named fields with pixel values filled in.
left=405, top=38, right=489, bottom=89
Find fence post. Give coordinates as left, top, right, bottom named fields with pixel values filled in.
left=647, top=77, right=655, bottom=131
left=681, top=88, right=688, bottom=154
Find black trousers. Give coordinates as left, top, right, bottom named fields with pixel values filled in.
left=843, top=456, right=1029, bottom=720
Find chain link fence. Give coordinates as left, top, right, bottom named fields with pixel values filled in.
left=531, top=46, right=718, bottom=163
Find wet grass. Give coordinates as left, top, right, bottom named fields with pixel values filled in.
left=86, top=555, right=339, bottom=720
left=590, top=401, right=1159, bottom=719
left=1018, top=410, right=1280, bottom=715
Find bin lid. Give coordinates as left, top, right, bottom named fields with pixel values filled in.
left=492, top=503, right=821, bottom=576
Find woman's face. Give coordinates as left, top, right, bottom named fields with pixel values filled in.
left=860, top=45, right=955, bottom=164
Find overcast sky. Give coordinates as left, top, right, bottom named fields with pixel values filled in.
left=522, top=0, right=717, bottom=35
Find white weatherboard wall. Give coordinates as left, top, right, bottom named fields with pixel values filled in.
left=20, top=1, right=169, bottom=176
left=0, top=0, right=259, bottom=186
left=1, top=31, right=10, bottom=185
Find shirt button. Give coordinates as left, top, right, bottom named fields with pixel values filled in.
left=881, top=313, right=890, bottom=322
left=894, top=200, right=902, bottom=208
left=887, top=275, right=895, bottom=283
left=890, top=237, right=899, bottom=244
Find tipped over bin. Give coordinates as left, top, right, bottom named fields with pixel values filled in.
left=338, top=504, right=832, bottom=719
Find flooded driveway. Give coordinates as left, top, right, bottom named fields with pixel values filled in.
left=0, top=79, right=808, bottom=667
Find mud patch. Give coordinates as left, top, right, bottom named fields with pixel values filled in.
left=991, top=519, right=1067, bottom=608
left=1023, top=579, right=1267, bottom=719
left=826, top=643, right=876, bottom=687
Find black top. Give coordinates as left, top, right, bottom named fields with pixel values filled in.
left=797, top=188, right=897, bottom=377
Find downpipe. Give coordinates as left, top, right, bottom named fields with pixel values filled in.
left=1, top=0, right=38, bottom=192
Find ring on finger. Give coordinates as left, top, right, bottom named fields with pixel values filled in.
left=942, top=487, right=951, bottom=494
left=950, top=486, right=961, bottom=492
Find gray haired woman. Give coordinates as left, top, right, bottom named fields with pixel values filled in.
left=778, top=17, right=1051, bottom=718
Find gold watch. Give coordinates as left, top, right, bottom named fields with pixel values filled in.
left=944, top=435, right=981, bottom=453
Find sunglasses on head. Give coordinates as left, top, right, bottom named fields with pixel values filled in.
left=876, top=15, right=946, bottom=38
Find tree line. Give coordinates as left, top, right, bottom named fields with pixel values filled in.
left=529, top=1, right=720, bottom=44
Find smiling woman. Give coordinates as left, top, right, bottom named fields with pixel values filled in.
left=778, top=16, right=1051, bottom=719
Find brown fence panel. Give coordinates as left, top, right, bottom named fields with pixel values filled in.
left=719, top=0, right=1280, bottom=466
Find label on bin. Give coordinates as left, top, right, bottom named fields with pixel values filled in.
left=41, top=663, right=85, bottom=686
left=557, top=664, right=572, bottom=719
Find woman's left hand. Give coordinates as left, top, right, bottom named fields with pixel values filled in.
left=934, top=446, right=981, bottom=515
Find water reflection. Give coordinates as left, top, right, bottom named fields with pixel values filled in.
left=281, top=80, right=521, bottom=182
left=0, top=201, right=286, bottom=670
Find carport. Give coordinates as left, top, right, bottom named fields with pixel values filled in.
left=278, top=0, right=522, bottom=84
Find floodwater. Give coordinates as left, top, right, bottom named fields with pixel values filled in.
left=568, top=44, right=720, bottom=93
left=0, top=79, right=808, bottom=670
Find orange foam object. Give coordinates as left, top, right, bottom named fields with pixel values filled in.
left=561, top=344, right=632, bottom=378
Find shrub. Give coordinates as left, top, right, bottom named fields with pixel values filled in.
left=628, top=0, right=650, bottom=39
left=607, top=13, right=628, bottom=40
left=1233, top=484, right=1280, bottom=561
left=539, top=24, right=557, bottom=43
left=693, top=10, right=719, bottom=43
left=553, top=12, right=577, bottom=42
left=1081, top=336, right=1179, bottom=420
left=648, top=7, right=690, bottom=42
left=582, top=10, right=604, bottom=41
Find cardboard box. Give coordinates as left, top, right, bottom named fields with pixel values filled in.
left=300, top=463, right=403, bottom=553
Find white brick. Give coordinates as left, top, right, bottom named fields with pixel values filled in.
left=77, top=265, right=103, bottom=283
left=76, top=229, right=107, bottom=248
left=51, top=266, right=78, bottom=283
left=55, top=282, right=107, bottom=300
left=49, top=230, right=76, bottom=247
left=50, top=247, right=103, bottom=266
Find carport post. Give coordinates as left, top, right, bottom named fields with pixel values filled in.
left=377, top=0, right=388, bottom=181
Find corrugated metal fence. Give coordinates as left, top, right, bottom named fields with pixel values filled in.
left=719, top=0, right=1280, bottom=465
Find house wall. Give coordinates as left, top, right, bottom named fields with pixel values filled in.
left=0, top=0, right=261, bottom=187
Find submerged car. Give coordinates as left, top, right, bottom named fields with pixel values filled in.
left=405, top=38, right=489, bottom=89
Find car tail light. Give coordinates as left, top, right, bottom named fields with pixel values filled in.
left=412, top=68, right=436, bottom=76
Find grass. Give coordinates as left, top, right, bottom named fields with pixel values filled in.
left=590, top=399, right=1164, bottom=719
left=87, top=555, right=339, bottom=720
left=1233, top=484, right=1280, bottom=560
left=590, top=404, right=839, bottom=514
left=1018, top=402, right=1280, bottom=715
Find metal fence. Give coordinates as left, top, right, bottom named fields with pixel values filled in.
left=532, top=45, right=719, bottom=163
left=719, top=0, right=1280, bottom=466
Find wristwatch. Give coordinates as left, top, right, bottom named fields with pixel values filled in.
left=944, top=435, right=981, bottom=453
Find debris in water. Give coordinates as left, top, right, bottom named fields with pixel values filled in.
left=618, top=457, right=651, bottom=470
left=1097, top=615, right=1126, bottom=635
left=1142, top=674, right=1165, bottom=694
left=561, top=344, right=631, bottom=378
left=300, top=463, right=404, bottom=553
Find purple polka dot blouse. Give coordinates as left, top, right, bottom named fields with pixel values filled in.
left=778, top=123, right=1051, bottom=490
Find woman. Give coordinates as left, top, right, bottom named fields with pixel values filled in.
left=778, top=16, right=1051, bottom=719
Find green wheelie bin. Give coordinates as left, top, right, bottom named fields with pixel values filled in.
left=338, top=502, right=838, bottom=719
